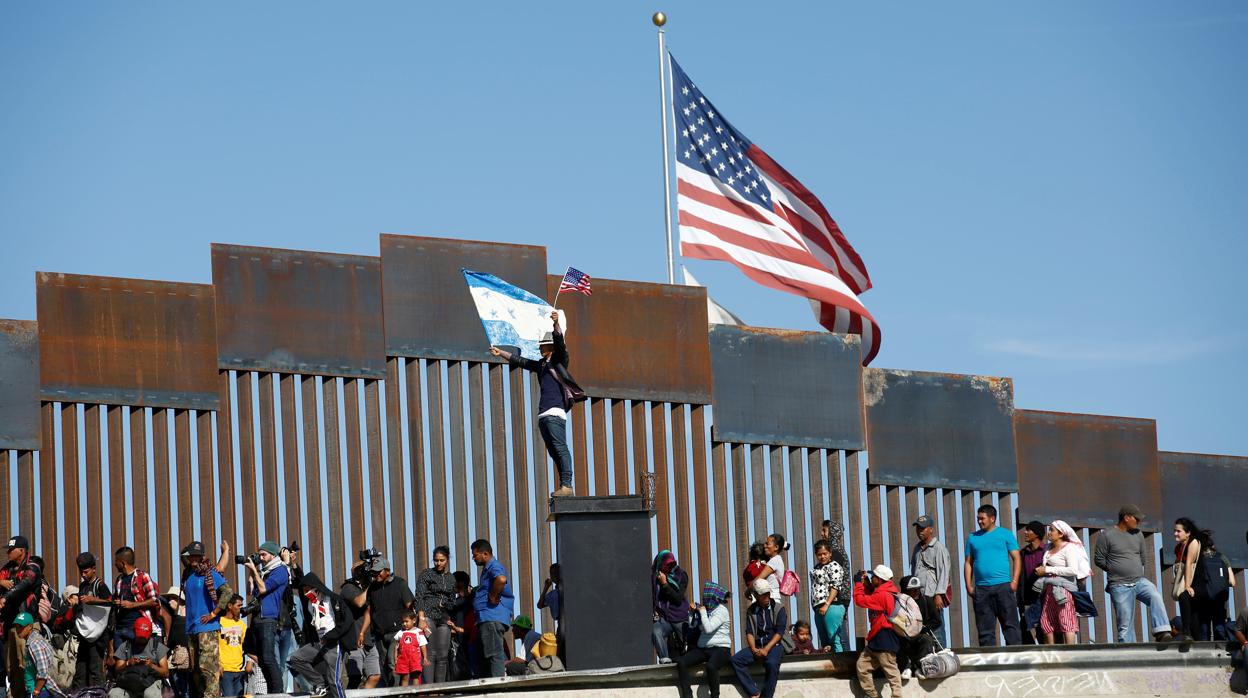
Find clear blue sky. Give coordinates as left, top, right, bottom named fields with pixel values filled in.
left=3, top=2, right=1245, bottom=456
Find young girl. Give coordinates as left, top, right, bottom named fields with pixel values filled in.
left=393, top=611, right=428, bottom=686
left=809, top=539, right=849, bottom=651
left=742, top=542, right=767, bottom=599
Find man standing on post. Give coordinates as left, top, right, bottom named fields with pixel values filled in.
left=909, top=514, right=950, bottom=648
left=490, top=310, right=585, bottom=497
left=1093, top=505, right=1174, bottom=643
left=112, top=547, right=160, bottom=646
left=72, top=552, right=114, bottom=689
left=243, top=542, right=289, bottom=692
left=470, top=540, right=514, bottom=678
left=181, top=541, right=232, bottom=698
left=964, top=504, right=1022, bottom=646
left=365, top=557, right=413, bottom=686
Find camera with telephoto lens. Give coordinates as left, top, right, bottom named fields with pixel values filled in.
left=235, top=552, right=262, bottom=566
left=240, top=599, right=261, bottom=616
left=358, top=547, right=381, bottom=562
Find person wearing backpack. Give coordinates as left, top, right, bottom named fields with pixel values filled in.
left=109, top=617, right=169, bottom=698
left=729, top=578, right=788, bottom=698
left=1196, top=535, right=1235, bottom=641
left=72, top=552, right=114, bottom=689
left=853, top=565, right=903, bottom=698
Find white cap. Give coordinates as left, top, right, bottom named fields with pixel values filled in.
left=872, top=564, right=894, bottom=581
left=751, top=577, right=772, bottom=595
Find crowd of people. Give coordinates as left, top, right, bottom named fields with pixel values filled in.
left=0, top=501, right=1243, bottom=698
left=0, top=535, right=562, bottom=698
left=658, top=505, right=1245, bottom=698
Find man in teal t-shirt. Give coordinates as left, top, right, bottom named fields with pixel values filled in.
left=963, top=504, right=1021, bottom=646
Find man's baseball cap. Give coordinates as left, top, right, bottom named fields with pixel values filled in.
left=913, top=515, right=936, bottom=529
left=184, top=541, right=206, bottom=557
left=76, top=552, right=97, bottom=569
left=366, top=557, right=390, bottom=573
left=872, top=564, right=894, bottom=581
left=1118, top=505, right=1144, bottom=521
left=259, top=541, right=281, bottom=556
left=12, top=612, right=35, bottom=628
left=134, top=616, right=153, bottom=640
left=751, top=577, right=772, bottom=596
left=511, top=615, right=534, bottom=631
left=64, top=585, right=80, bottom=598
left=6, top=535, right=29, bottom=550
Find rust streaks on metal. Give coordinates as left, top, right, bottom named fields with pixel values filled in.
left=0, top=320, right=40, bottom=450
left=380, top=234, right=548, bottom=361
left=1015, top=409, right=1160, bottom=530
left=212, top=244, right=384, bottom=378
left=709, top=325, right=864, bottom=450
left=546, top=275, right=712, bottom=404
left=36, top=273, right=219, bottom=409
left=864, top=367, right=1018, bottom=491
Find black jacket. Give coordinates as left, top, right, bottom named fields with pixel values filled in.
left=507, top=328, right=586, bottom=407
left=300, top=573, right=356, bottom=652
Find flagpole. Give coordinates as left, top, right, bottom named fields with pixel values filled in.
left=553, top=266, right=569, bottom=308
left=654, top=11, right=675, bottom=284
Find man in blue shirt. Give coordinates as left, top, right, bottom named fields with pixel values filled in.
left=244, top=541, right=289, bottom=693
left=963, top=504, right=1022, bottom=646
left=182, top=541, right=231, bottom=698
left=470, top=539, right=514, bottom=678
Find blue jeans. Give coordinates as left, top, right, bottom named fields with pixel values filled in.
left=479, top=621, right=508, bottom=678
left=253, top=618, right=282, bottom=692
left=652, top=618, right=688, bottom=661
left=730, top=643, right=784, bottom=698
left=277, top=627, right=299, bottom=691
left=816, top=604, right=847, bottom=652
left=538, top=415, right=574, bottom=487
left=220, top=671, right=248, bottom=698
left=1108, top=578, right=1171, bottom=642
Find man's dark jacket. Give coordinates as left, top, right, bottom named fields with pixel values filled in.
left=299, top=573, right=357, bottom=652
left=506, top=329, right=586, bottom=408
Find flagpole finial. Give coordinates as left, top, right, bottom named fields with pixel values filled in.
left=652, top=11, right=667, bottom=27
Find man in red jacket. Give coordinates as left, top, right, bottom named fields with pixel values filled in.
left=853, top=564, right=903, bottom=698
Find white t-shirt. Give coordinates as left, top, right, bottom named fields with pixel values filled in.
left=766, top=555, right=785, bottom=596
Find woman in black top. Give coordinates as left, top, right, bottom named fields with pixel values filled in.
left=413, top=546, right=462, bottom=683
left=158, top=590, right=191, bottom=698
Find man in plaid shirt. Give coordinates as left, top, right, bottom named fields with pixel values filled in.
left=113, top=547, right=160, bottom=644
left=14, top=611, right=64, bottom=697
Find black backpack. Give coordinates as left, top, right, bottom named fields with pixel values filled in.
left=1200, top=552, right=1230, bottom=599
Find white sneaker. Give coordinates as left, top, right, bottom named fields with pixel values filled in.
left=658, top=657, right=674, bottom=665
left=901, top=668, right=913, bottom=679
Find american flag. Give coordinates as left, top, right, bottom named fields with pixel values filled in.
left=558, top=267, right=592, bottom=296
left=670, top=56, right=881, bottom=365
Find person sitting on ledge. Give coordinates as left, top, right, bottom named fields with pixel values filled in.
left=490, top=310, right=585, bottom=498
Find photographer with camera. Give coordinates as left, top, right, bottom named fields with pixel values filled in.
left=277, top=542, right=304, bottom=692
left=361, top=551, right=414, bottom=686
left=240, top=541, right=289, bottom=694
left=339, top=553, right=382, bottom=689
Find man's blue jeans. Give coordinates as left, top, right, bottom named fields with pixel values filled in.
left=1108, top=578, right=1171, bottom=642
left=538, top=415, right=574, bottom=487
left=730, top=643, right=784, bottom=698
left=479, top=621, right=508, bottom=678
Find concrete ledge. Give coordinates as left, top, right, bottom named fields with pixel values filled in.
left=266, top=642, right=1245, bottom=697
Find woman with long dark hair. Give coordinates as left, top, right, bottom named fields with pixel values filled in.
left=1172, top=517, right=1210, bottom=642
left=413, top=546, right=463, bottom=683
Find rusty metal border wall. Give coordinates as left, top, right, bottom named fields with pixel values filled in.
left=4, top=234, right=1245, bottom=654
left=1159, top=451, right=1248, bottom=568
left=0, top=319, right=41, bottom=450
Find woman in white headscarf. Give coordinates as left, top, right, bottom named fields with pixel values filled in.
left=1033, top=520, right=1090, bottom=644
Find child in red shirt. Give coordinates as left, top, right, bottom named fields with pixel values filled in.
left=392, top=611, right=428, bottom=686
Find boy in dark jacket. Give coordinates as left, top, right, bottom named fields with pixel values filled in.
left=853, top=565, right=903, bottom=698
left=897, top=575, right=940, bottom=678
left=730, top=578, right=788, bottom=698
left=287, top=574, right=354, bottom=698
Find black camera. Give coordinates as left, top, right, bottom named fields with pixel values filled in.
left=358, top=547, right=381, bottom=562
left=235, top=552, right=262, bottom=566
left=240, top=599, right=261, bottom=616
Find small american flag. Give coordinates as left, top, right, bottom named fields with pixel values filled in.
left=558, top=267, right=592, bottom=296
